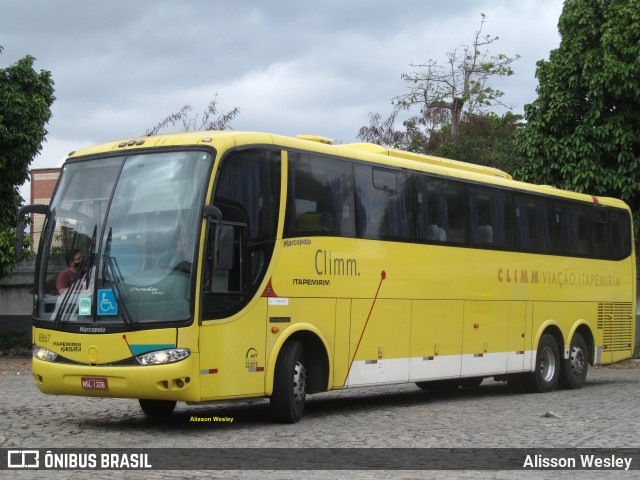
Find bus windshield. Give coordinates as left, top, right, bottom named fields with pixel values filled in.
left=35, top=149, right=213, bottom=327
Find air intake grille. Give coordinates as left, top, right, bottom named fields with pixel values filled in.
left=597, top=302, right=634, bottom=352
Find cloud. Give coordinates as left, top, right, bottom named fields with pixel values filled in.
left=2, top=0, right=564, bottom=190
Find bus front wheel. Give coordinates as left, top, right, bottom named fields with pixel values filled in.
left=270, top=340, right=307, bottom=423
left=559, top=332, right=589, bottom=389
left=523, top=333, right=560, bottom=393
left=139, top=399, right=177, bottom=417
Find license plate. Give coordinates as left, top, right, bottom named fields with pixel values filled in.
left=81, top=377, right=108, bottom=390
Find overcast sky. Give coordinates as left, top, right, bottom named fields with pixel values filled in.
left=2, top=0, right=564, bottom=199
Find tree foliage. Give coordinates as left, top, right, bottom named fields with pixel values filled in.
left=515, top=0, right=640, bottom=229
left=0, top=49, right=55, bottom=278
left=427, top=112, right=523, bottom=171
left=146, top=94, right=240, bottom=136
left=394, top=14, right=519, bottom=139
left=357, top=106, right=424, bottom=151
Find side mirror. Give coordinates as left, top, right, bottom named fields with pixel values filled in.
left=15, top=204, right=49, bottom=262
left=213, top=224, right=234, bottom=270
left=203, top=205, right=235, bottom=270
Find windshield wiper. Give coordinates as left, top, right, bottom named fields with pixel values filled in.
left=102, top=227, right=136, bottom=329
left=85, top=225, right=97, bottom=290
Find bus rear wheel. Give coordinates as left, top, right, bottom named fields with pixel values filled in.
left=523, top=333, right=560, bottom=393
left=559, top=332, right=589, bottom=389
left=270, top=340, right=307, bottom=424
left=139, top=399, right=176, bottom=417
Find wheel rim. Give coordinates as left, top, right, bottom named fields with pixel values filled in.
left=540, top=345, right=556, bottom=382
left=569, top=345, right=586, bottom=376
left=293, top=361, right=307, bottom=406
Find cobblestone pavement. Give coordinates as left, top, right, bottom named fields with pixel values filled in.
left=1, top=358, right=639, bottom=479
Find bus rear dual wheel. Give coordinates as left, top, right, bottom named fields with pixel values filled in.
left=509, top=332, right=588, bottom=393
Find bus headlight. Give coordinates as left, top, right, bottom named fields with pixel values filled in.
left=136, top=348, right=191, bottom=365
left=33, top=345, right=58, bottom=362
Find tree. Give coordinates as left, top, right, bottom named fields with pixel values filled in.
left=515, top=0, right=640, bottom=234
left=357, top=108, right=523, bottom=173
left=394, top=14, right=519, bottom=139
left=357, top=14, right=521, bottom=170
left=427, top=112, right=524, bottom=171
left=357, top=106, right=423, bottom=150
left=0, top=48, right=55, bottom=278
left=146, top=94, right=240, bottom=136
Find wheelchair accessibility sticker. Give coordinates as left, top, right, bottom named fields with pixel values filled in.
left=97, top=289, right=118, bottom=315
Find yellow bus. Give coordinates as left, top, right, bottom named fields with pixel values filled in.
left=16, top=131, right=636, bottom=423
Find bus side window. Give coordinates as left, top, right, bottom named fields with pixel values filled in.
left=442, top=181, right=468, bottom=244
left=353, top=165, right=414, bottom=241
left=515, top=195, right=555, bottom=253
left=556, top=201, right=590, bottom=256
left=284, top=153, right=355, bottom=238
left=592, top=206, right=608, bottom=258
left=608, top=209, right=632, bottom=260
left=416, top=175, right=446, bottom=243
left=469, top=186, right=514, bottom=249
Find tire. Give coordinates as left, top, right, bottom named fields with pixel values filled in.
left=415, top=379, right=460, bottom=391
left=523, top=333, right=560, bottom=393
left=270, top=341, right=307, bottom=423
left=139, top=399, right=176, bottom=417
left=559, top=332, right=589, bottom=389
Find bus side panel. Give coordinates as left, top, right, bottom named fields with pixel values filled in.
left=332, top=298, right=352, bottom=389
left=409, top=300, right=463, bottom=381
left=266, top=297, right=337, bottom=389
left=505, top=302, right=528, bottom=372
left=199, top=299, right=268, bottom=400
left=462, top=301, right=509, bottom=376
left=345, top=299, right=410, bottom=387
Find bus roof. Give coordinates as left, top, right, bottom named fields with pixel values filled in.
left=66, top=130, right=629, bottom=211
left=338, top=142, right=512, bottom=180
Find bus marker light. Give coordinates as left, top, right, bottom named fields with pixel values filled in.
left=474, top=323, right=480, bottom=329
left=271, top=327, right=280, bottom=334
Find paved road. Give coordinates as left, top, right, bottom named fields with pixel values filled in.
left=1, top=359, right=639, bottom=479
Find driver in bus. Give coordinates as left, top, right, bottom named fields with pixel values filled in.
left=160, top=233, right=192, bottom=273
left=56, top=249, right=84, bottom=294
left=160, top=232, right=211, bottom=289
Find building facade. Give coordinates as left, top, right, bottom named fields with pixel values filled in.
left=30, top=168, right=60, bottom=252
